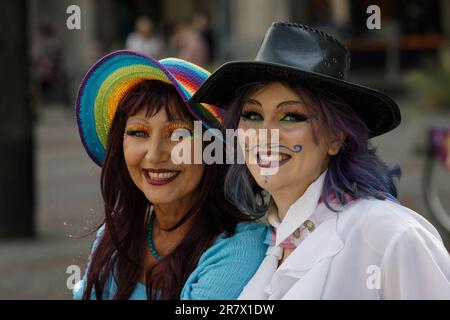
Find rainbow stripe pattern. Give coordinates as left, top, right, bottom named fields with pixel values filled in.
left=76, top=50, right=223, bottom=166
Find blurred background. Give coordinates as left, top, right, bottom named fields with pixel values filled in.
left=0, top=0, right=449, bottom=299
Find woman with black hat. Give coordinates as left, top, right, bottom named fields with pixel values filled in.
left=190, top=23, right=450, bottom=299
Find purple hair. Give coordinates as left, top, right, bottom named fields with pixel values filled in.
left=224, top=82, right=401, bottom=215
left=298, top=84, right=401, bottom=211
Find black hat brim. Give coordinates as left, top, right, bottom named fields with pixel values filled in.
left=189, top=61, right=401, bottom=137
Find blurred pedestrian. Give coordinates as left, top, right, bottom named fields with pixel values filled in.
left=192, top=12, right=215, bottom=65
left=125, top=16, right=163, bottom=58
left=170, top=19, right=208, bottom=67
left=31, top=22, right=63, bottom=115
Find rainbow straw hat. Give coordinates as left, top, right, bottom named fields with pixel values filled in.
left=76, top=50, right=223, bottom=166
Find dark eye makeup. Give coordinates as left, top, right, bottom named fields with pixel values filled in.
left=241, top=111, right=263, bottom=122
left=241, top=110, right=311, bottom=123
left=280, top=112, right=310, bottom=122
left=125, top=129, right=149, bottom=138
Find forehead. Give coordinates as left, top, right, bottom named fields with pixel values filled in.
left=246, top=82, right=313, bottom=104
left=244, top=82, right=314, bottom=111
left=127, top=107, right=166, bottom=121
left=127, top=102, right=192, bottom=124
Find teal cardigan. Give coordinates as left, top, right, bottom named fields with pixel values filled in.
left=73, top=221, right=268, bottom=300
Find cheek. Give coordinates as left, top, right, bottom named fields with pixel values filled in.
left=237, top=121, right=259, bottom=160
left=285, top=127, right=329, bottom=168
left=181, top=164, right=205, bottom=190
left=237, top=120, right=247, bottom=130
left=123, top=141, right=134, bottom=164
left=281, top=126, right=312, bottom=150
left=123, top=141, right=144, bottom=171
left=238, top=120, right=262, bottom=135
left=171, top=139, right=192, bottom=164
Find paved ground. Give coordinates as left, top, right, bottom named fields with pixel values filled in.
left=0, top=106, right=103, bottom=299
left=0, top=99, right=449, bottom=299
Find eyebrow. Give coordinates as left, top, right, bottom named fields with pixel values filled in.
left=244, top=98, right=305, bottom=109
left=126, top=117, right=193, bottom=128
left=126, top=117, right=158, bottom=128
left=126, top=118, right=149, bottom=125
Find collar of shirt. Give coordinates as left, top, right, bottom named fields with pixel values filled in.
left=273, top=170, right=328, bottom=247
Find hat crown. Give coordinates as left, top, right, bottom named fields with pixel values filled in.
left=255, top=22, right=351, bottom=80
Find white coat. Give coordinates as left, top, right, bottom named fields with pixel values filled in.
left=239, top=172, right=450, bottom=300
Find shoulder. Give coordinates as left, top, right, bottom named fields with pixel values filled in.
left=211, top=221, right=268, bottom=255
left=336, top=198, right=444, bottom=255
left=90, top=224, right=106, bottom=253
left=180, top=221, right=268, bottom=300
left=96, top=224, right=105, bottom=238
left=205, top=221, right=268, bottom=260
left=72, top=224, right=108, bottom=300
left=229, top=221, right=268, bottom=240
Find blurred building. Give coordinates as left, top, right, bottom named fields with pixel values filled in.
left=29, top=0, right=450, bottom=105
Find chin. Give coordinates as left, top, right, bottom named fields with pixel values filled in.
left=142, top=189, right=178, bottom=205
left=254, top=174, right=283, bottom=192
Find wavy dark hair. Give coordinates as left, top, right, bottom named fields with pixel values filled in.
left=224, top=82, right=401, bottom=216
left=82, top=80, right=251, bottom=300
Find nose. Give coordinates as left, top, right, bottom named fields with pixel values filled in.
left=258, top=120, right=281, bottom=149
left=144, top=133, right=171, bottom=163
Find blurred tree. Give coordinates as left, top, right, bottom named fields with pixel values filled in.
left=0, top=0, right=35, bottom=238
left=407, top=61, right=450, bottom=109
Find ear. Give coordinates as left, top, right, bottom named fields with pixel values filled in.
left=327, top=131, right=347, bottom=156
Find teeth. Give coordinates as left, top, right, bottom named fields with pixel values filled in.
left=259, top=154, right=289, bottom=162
left=147, top=171, right=178, bottom=180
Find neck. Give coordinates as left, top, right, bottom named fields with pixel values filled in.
left=150, top=198, right=198, bottom=256
left=271, top=170, right=326, bottom=221
left=271, top=187, right=307, bottom=221
left=153, top=199, right=195, bottom=231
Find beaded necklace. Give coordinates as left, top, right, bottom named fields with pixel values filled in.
left=147, top=213, right=162, bottom=260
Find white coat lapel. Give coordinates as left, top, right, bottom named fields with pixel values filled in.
left=238, top=246, right=283, bottom=300
left=282, top=258, right=334, bottom=299
left=270, top=211, right=344, bottom=298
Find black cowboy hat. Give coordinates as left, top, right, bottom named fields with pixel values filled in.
left=189, top=22, right=401, bottom=137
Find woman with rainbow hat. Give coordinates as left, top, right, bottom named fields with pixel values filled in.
left=73, top=50, right=267, bottom=300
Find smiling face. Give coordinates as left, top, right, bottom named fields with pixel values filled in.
left=237, top=82, right=341, bottom=200
left=123, top=106, right=205, bottom=206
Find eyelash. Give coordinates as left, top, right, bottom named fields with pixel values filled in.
left=281, top=112, right=309, bottom=122
left=241, top=111, right=310, bottom=123
left=125, top=125, right=149, bottom=138
left=166, top=123, right=193, bottom=134
left=241, top=111, right=263, bottom=122
left=124, top=124, right=194, bottom=139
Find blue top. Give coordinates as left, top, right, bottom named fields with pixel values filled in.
left=73, top=221, right=268, bottom=300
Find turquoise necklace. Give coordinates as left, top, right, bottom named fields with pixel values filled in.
left=147, top=213, right=162, bottom=260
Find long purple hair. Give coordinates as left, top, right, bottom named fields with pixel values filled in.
left=224, top=82, right=401, bottom=215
